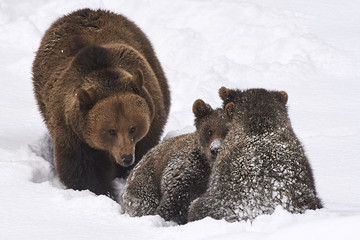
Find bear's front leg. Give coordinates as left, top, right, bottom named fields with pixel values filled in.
left=54, top=136, right=116, bottom=199
left=123, top=170, right=159, bottom=217
left=187, top=195, right=217, bottom=222
left=157, top=161, right=209, bottom=224
left=156, top=182, right=192, bottom=224
left=188, top=193, right=236, bottom=222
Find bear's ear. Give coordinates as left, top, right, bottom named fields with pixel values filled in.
left=75, top=88, right=97, bottom=111
left=73, top=46, right=111, bottom=71
left=219, top=86, right=236, bottom=103
left=225, top=102, right=235, bottom=119
left=131, top=69, right=144, bottom=94
left=193, top=99, right=213, bottom=118
left=277, top=91, right=288, bottom=104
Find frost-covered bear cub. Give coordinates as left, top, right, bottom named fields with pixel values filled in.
left=123, top=99, right=234, bottom=224
left=188, top=87, right=323, bottom=222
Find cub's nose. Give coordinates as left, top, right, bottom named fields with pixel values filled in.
left=121, top=154, right=134, bottom=166
left=210, top=139, right=222, bottom=157
left=210, top=148, right=219, bottom=156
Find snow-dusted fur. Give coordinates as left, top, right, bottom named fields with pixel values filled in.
left=123, top=99, right=233, bottom=224
left=188, top=88, right=323, bottom=222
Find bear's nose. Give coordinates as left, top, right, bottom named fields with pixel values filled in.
left=210, top=148, right=219, bottom=156
left=121, top=154, right=133, bottom=166
left=210, top=139, right=222, bottom=156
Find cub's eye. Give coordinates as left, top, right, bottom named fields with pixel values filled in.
left=129, top=127, right=136, bottom=135
left=108, top=129, right=117, bottom=137
left=208, top=130, right=213, bottom=136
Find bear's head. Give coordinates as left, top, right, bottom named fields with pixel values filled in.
left=219, top=86, right=288, bottom=135
left=76, top=90, right=151, bottom=167
left=192, top=99, right=234, bottom=161
left=67, top=46, right=154, bottom=167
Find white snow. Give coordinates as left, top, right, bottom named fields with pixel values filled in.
left=1, top=0, right=360, bottom=239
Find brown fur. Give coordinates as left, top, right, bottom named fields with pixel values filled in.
left=123, top=100, right=233, bottom=224
left=32, top=9, right=170, bottom=198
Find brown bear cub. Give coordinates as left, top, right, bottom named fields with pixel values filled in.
left=188, top=87, right=322, bottom=222
left=123, top=99, right=234, bottom=224
left=32, top=9, right=170, bottom=199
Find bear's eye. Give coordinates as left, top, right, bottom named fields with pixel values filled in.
left=129, top=127, right=136, bottom=135
left=131, top=86, right=140, bottom=95
left=208, top=130, right=213, bottom=136
left=108, top=129, right=117, bottom=137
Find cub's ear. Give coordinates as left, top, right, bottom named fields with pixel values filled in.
left=219, top=86, right=236, bottom=104
left=277, top=91, right=288, bottom=104
left=225, top=102, right=235, bottom=119
left=131, top=69, right=144, bottom=94
left=73, top=46, right=111, bottom=71
left=193, top=99, right=213, bottom=118
left=75, top=88, right=97, bottom=111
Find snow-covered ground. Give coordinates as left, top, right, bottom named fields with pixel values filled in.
left=1, top=0, right=360, bottom=239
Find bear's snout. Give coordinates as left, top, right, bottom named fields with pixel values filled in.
left=210, top=138, right=222, bottom=157
left=113, top=152, right=135, bottom=167
left=121, top=154, right=134, bottom=166
left=109, top=134, right=137, bottom=167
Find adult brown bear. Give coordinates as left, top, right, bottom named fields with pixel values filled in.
left=32, top=8, right=170, bottom=199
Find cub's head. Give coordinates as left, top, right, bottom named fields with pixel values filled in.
left=77, top=91, right=151, bottom=167
left=192, top=99, right=234, bottom=161
left=219, top=86, right=288, bottom=135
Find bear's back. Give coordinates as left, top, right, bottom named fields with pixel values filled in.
left=132, top=133, right=198, bottom=185
left=216, top=126, right=319, bottom=220
left=206, top=88, right=322, bottom=221
left=33, top=9, right=155, bottom=86
left=123, top=133, right=198, bottom=216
